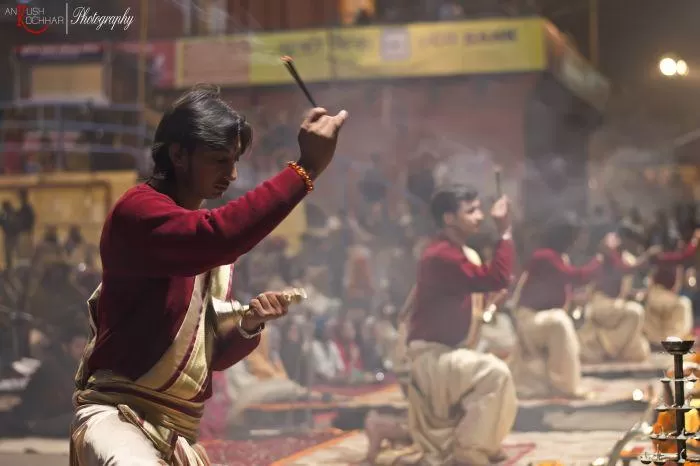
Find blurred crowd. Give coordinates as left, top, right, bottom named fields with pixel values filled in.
left=0, top=105, right=141, bottom=174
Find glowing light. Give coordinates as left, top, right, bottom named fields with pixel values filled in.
left=632, top=389, right=645, bottom=401
left=660, top=57, right=678, bottom=76
left=677, top=60, right=689, bottom=76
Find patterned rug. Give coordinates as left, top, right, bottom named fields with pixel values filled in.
left=518, top=376, right=654, bottom=409
left=581, top=352, right=669, bottom=379
left=269, top=430, right=535, bottom=466
left=245, top=384, right=406, bottom=413
left=0, top=430, right=653, bottom=465
left=201, top=430, right=348, bottom=466
left=270, top=430, right=652, bottom=466
left=247, top=376, right=653, bottom=416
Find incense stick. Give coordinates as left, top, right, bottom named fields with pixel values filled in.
left=494, top=166, right=503, bottom=198
left=281, top=56, right=318, bottom=107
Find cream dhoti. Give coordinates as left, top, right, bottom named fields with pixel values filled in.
left=644, top=239, right=698, bottom=343
left=510, top=306, right=581, bottom=398
left=70, top=265, right=248, bottom=466
left=476, top=312, right=517, bottom=362
left=399, top=341, right=517, bottom=466
left=578, top=248, right=651, bottom=363
left=507, top=248, right=602, bottom=399
left=578, top=292, right=650, bottom=363
left=644, top=285, right=693, bottom=343
left=71, top=404, right=208, bottom=466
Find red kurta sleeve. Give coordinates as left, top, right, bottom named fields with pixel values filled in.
left=211, top=331, right=261, bottom=371
left=428, top=238, right=515, bottom=293
left=654, top=242, right=698, bottom=266
left=531, top=249, right=602, bottom=286
left=605, top=249, right=639, bottom=273
left=106, top=167, right=307, bottom=277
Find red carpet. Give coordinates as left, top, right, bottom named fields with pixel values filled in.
left=202, top=433, right=535, bottom=466
left=201, top=431, right=344, bottom=466
left=501, top=442, right=537, bottom=465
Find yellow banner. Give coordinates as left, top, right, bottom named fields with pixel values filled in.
left=178, top=18, right=549, bottom=86
left=332, top=18, right=546, bottom=79
left=249, top=30, right=331, bottom=85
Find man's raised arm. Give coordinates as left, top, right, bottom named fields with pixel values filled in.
left=106, top=107, right=348, bottom=277
left=108, top=167, right=307, bottom=277
left=429, top=236, right=515, bottom=293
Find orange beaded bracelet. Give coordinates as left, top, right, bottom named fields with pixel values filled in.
left=287, top=161, right=314, bottom=193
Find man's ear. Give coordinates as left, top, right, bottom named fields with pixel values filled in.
left=442, top=212, right=455, bottom=227
left=168, top=143, right=185, bottom=170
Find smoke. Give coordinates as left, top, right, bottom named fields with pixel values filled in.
left=157, top=0, right=695, bottom=227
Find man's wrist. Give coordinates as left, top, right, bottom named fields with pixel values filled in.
left=295, top=158, right=318, bottom=180
left=238, top=319, right=265, bottom=339
left=499, top=226, right=513, bottom=240
left=240, top=317, right=264, bottom=332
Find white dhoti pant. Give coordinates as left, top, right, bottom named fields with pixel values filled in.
left=510, top=307, right=581, bottom=398
left=406, top=340, right=517, bottom=466
left=578, top=293, right=650, bottom=364
left=70, top=404, right=208, bottom=466
left=644, top=285, right=694, bottom=344
left=476, top=313, right=517, bottom=361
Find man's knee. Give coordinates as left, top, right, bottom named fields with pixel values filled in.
left=543, top=310, right=575, bottom=338
left=625, top=300, right=644, bottom=315
left=680, top=296, right=693, bottom=313
left=75, top=414, right=164, bottom=466
left=484, top=355, right=513, bottom=385
left=623, top=301, right=645, bottom=325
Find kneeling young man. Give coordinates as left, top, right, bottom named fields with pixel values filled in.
left=405, top=186, right=517, bottom=466
left=69, top=86, right=347, bottom=465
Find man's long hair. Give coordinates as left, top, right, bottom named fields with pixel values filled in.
left=151, top=84, right=253, bottom=180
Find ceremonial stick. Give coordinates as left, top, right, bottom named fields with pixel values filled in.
left=281, top=56, right=318, bottom=107
left=494, top=166, right=503, bottom=198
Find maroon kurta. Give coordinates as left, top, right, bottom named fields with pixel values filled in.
left=88, top=167, right=307, bottom=395
left=651, top=241, right=698, bottom=290
left=594, top=249, right=638, bottom=298
left=408, top=234, right=514, bottom=348
left=518, top=248, right=601, bottom=311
